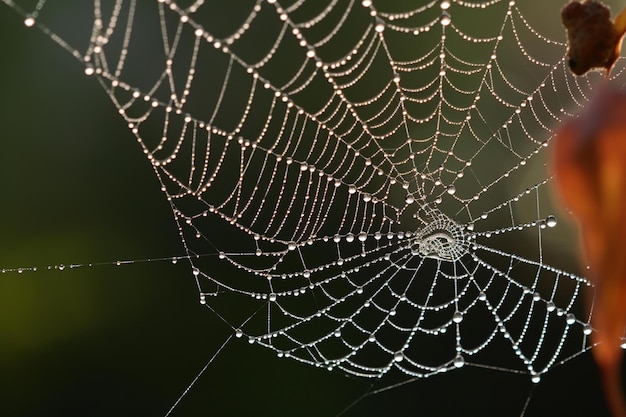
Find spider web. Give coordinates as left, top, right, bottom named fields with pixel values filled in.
left=2, top=0, right=626, bottom=415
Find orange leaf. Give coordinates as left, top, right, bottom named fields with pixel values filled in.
left=552, top=86, right=626, bottom=417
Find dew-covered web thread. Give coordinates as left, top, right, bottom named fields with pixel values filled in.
left=5, top=0, right=626, bottom=386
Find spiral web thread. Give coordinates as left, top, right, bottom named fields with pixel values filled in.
left=3, top=0, right=626, bottom=394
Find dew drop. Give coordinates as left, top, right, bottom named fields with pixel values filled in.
left=447, top=185, right=456, bottom=194
left=453, top=354, right=465, bottom=368
left=566, top=313, right=576, bottom=325
left=235, top=329, right=243, bottom=338
left=546, top=215, right=557, bottom=228
left=452, top=311, right=463, bottom=323
left=583, top=323, right=592, bottom=335
left=440, top=12, right=451, bottom=26
left=24, top=16, right=35, bottom=27
left=393, top=351, right=404, bottom=362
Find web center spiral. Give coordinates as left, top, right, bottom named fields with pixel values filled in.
left=411, top=213, right=468, bottom=262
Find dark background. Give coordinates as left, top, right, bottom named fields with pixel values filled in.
left=0, top=2, right=623, bottom=416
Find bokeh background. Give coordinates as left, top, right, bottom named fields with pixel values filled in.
left=0, top=1, right=623, bottom=416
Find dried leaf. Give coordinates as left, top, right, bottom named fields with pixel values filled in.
left=562, top=0, right=626, bottom=76
left=552, top=86, right=626, bottom=417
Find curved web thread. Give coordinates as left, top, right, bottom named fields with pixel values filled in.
left=4, top=0, right=626, bottom=401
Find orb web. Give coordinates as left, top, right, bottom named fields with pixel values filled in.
left=2, top=0, right=626, bottom=412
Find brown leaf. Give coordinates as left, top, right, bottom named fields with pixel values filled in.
left=562, top=0, right=626, bottom=76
